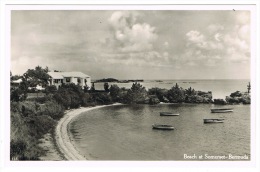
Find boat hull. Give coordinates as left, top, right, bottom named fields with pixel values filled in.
left=211, top=109, right=233, bottom=113
left=160, top=112, right=179, bottom=116
left=152, top=124, right=175, bottom=130
left=204, top=119, right=224, bottom=124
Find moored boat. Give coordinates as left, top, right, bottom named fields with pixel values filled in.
left=152, top=124, right=175, bottom=130
left=160, top=112, right=179, bottom=116
left=211, top=108, right=233, bottom=113
left=203, top=119, right=224, bottom=124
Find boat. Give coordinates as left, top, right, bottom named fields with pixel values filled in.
left=160, top=112, right=179, bottom=116
left=211, top=108, right=233, bottom=113
left=203, top=119, right=225, bottom=124
left=152, top=124, right=175, bottom=130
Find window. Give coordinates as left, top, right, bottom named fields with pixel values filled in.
left=66, top=78, right=70, bottom=82
left=54, top=79, right=59, bottom=83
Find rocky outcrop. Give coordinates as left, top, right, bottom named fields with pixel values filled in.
left=225, top=91, right=250, bottom=104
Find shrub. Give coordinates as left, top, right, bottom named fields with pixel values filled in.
left=91, top=92, right=113, bottom=105
left=109, top=84, right=120, bottom=102
left=230, top=91, right=242, bottom=98
left=148, top=87, right=168, bottom=102
left=45, top=85, right=57, bottom=94
left=25, top=115, right=56, bottom=139
left=148, top=95, right=160, bottom=105
left=37, top=100, right=65, bottom=120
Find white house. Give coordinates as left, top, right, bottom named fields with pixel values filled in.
left=48, top=71, right=91, bottom=89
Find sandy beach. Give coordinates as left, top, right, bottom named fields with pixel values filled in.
left=55, top=103, right=122, bottom=160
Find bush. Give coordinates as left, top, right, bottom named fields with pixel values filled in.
left=148, top=87, right=168, bottom=102
left=45, top=85, right=57, bottom=94
left=148, top=95, right=160, bottom=105
left=53, top=83, right=84, bottom=109
left=110, top=84, right=121, bottom=102
left=37, top=100, right=65, bottom=120
left=25, top=115, right=56, bottom=139
left=81, top=93, right=94, bottom=107
left=91, top=92, right=113, bottom=105
left=230, top=91, right=242, bottom=98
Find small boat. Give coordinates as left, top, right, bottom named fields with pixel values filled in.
left=211, top=108, right=233, bottom=113
left=160, top=112, right=179, bottom=116
left=152, top=124, right=175, bottom=130
left=203, top=119, right=225, bottom=124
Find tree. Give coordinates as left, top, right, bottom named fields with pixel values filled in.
left=23, top=66, right=50, bottom=87
left=10, top=78, right=29, bottom=102
left=109, top=84, right=120, bottom=102
left=90, top=82, right=95, bottom=92
left=126, top=82, right=148, bottom=104
left=104, top=82, right=109, bottom=92
left=148, top=87, right=168, bottom=102
left=167, top=83, right=185, bottom=103
left=185, top=87, right=196, bottom=96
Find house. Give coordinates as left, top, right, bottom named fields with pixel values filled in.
left=48, top=71, right=91, bottom=89
left=11, top=78, right=22, bottom=88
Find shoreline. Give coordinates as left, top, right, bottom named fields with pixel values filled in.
left=55, top=103, right=123, bottom=160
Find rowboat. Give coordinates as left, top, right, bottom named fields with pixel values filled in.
left=160, top=112, right=179, bottom=116
left=211, top=108, right=233, bottom=113
left=152, top=124, right=175, bottom=130
left=203, top=119, right=225, bottom=124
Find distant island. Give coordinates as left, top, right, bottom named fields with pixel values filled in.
left=94, top=78, right=144, bottom=83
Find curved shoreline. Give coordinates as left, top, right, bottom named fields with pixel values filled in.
left=55, top=103, right=123, bottom=160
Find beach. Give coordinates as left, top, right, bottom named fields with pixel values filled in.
left=40, top=103, right=123, bottom=161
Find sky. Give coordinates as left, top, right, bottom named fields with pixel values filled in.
left=11, top=10, right=251, bottom=80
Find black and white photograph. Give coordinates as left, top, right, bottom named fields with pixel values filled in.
left=0, top=1, right=259, bottom=172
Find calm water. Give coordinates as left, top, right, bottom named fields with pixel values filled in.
left=69, top=104, right=250, bottom=160
left=94, top=79, right=250, bottom=99
left=69, top=79, right=250, bottom=160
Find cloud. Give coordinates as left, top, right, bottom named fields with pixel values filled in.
left=164, top=41, right=169, bottom=48
left=183, top=12, right=250, bottom=67
left=108, top=11, right=158, bottom=53
left=186, top=30, right=207, bottom=48
left=207, top=24, right=224, bottom=34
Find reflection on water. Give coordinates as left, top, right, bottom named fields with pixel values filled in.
left=69, top=104, right=250, bottom=160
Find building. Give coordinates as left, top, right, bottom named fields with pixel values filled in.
left=11, top=78, right=22, bottom=88
left=48, top=71, right=91, bottom=89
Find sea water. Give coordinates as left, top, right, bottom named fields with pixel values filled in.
left=69, top=80, right=250, bottom=160
left=94, top=79, right=250, bottom=99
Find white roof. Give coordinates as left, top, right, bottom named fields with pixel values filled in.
left=48, top=72, right=90, bottom=79
left=11, top=78, right=23, bottom=83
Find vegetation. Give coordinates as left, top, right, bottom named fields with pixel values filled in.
left=104, top=82, right=109, bottom=92
left=95, top=78, right=119, bottom=82
left=167, top=83, right=185, bottom=103
left=125, top=82, right=149, bottom=104
left=11, top=100, right=62, bottom=160
left=226, top=91, right=250, bottom=104
left=11, top=65, right=249, bottom=161
left=23, top=66, right=50, bottom=87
